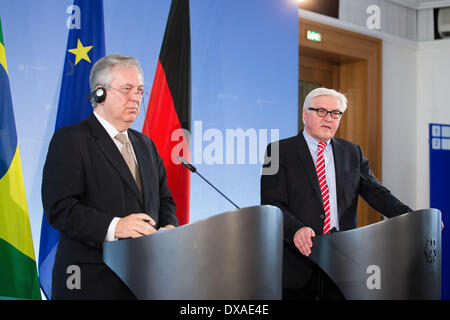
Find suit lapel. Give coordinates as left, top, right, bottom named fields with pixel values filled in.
left=331, top=137, right=344, bottom=218
left=295, top=132, right=323, bottom=203
left=87, top=114, right=143, bottom=204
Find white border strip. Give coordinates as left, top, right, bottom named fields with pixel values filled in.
left=388, top=0, right=450, bottom=10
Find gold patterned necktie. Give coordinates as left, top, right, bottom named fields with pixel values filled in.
left=115, top=133, right=142, bottom=192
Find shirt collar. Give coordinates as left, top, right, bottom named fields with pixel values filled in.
left=93, top=111, right=129, bottom=141
left=302, top=130, right=330, bottom=152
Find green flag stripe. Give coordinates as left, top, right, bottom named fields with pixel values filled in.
left=0, top=238, right=40, bottom=299
left=0, top=18, right=3, bottom=46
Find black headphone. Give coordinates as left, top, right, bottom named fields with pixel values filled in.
left=88, top=87, right=107, bottom=104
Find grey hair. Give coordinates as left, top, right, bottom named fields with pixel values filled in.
left=89, top=54, right=144, bottom=107
left=302, top=87, right=348, bottom=113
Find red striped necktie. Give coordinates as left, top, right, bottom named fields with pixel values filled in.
left=316, top=141, right=331, bottom=234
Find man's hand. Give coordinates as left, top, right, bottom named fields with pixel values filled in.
left=293, top=227, right=316, bottom=256
left=115, top=213, right=157, bottom=239
left=157, top=224, right=176, bottom=231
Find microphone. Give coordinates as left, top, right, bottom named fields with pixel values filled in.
left=177, top=156, right=197, bottom=173
left=177, top=156, right=240, bottom=210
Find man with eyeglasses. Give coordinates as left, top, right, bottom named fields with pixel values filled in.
left=42, top=54, right=178, bottom=299
left=261, top=87, right=412, bottom=300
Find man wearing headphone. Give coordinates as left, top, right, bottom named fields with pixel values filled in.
left=42, top=54, right=178, bottom=299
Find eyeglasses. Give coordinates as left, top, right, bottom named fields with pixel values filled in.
left=308, top=107, right=343, bottom=120
left=108, top=85, right=145, bottom=97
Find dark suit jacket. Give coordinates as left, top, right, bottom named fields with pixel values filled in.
left=260, top=131, right=411, bottom=291
left=41, top=114, right=178, bottom=299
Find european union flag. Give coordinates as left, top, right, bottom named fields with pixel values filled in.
left=38, top=0, right=105, bottom=299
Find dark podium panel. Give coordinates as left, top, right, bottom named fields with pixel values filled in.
left=103, top=205, right=283, bottom=299
left=310, top=209, right=441, bottom=299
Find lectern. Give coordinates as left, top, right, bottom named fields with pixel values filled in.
left=309, top=209, right=442, bottom=299
left=103, top=205, right=283, bottom=299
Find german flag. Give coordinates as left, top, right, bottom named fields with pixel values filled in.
left=0, top=18, right=40, bottom=300
left=143, top=0, right=191, bottom=225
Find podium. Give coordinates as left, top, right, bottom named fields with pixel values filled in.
left=103, top=205, right=283, bottom=299
left=309, top=209, right=442, bottom=299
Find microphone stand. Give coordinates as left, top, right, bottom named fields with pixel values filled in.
left=177, top=156, right=240, bottom=210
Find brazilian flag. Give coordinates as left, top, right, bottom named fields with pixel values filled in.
left=0, top=18, right=41, bottom=300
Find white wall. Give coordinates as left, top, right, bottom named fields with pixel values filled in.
left=417, top=8, right=435, bottom=41
left=382, top=38, right=418, bottom=208
left=416, top=39, right=450, bottom=209
left=339, top=0, right=418, bottom=40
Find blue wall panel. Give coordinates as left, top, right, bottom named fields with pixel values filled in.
left=430, top=123, right=450, bottom=299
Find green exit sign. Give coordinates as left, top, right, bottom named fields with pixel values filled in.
left=306, top=30, right=322, bottom=42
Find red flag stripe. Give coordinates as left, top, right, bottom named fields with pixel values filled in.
left=143, top=61, right=190, bottom=226
left=142, top=0, right=191, bottom=226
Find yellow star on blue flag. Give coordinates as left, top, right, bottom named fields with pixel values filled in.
left=68, top=38, right=93, bottom=65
